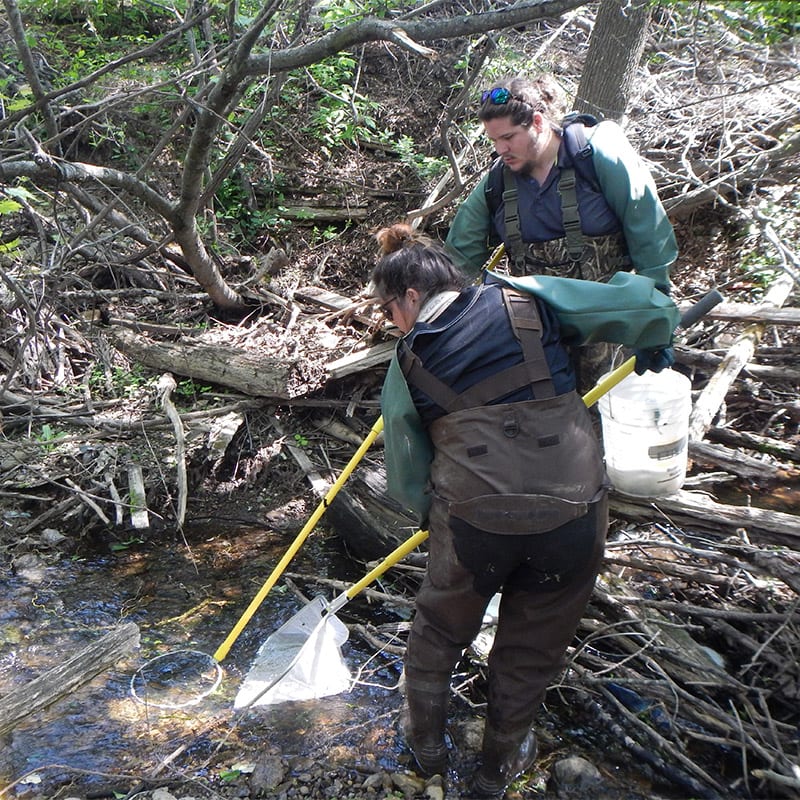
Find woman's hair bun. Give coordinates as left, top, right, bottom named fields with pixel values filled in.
left=376, top=223, right=415, bottom=255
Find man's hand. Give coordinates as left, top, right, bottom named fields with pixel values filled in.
left=634, top=346, right=675, bottom=375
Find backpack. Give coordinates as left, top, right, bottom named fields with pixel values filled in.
left=484, top=112, right=600, bottom=269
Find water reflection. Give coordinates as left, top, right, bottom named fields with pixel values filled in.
left=0, top=523, right=405, bottom=798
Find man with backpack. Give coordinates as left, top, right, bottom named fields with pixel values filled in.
left=444, top=75, right=678, bottom=390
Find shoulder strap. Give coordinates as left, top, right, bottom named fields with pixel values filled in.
left=558, top=114, right=600, bottom=262
left=501, top=288, right=555, bottom=398
left=561, top=113, right=600, bottom=189
left=500, top=164, right=528, bottom=273
left=484, top=157, right=504, bottom=218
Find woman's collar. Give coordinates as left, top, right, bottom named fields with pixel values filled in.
left=417, top=290, right=461, bottom=324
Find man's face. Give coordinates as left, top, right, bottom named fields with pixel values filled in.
left=483, top=116, right=542, bottom=175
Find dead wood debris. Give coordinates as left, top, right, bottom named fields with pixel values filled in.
left=0, top=9, right=799, bottom=798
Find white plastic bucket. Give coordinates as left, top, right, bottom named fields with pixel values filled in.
left=598, top=368, right=692, bottom=498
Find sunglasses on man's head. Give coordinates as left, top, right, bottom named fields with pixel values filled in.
left=480, top=87, right=524, bottom=105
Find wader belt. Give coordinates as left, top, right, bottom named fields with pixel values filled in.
left=399, top=289, right=555, bottom=412
left=523, top=232, right=632, bottom=281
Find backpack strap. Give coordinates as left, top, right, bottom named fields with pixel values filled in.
left=500, top=164, right=528, bottom=273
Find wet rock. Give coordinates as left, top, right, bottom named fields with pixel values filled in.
left=551, top=755, right=602, bottom=795
left=362, top=771, right=391, bottom=790
left=454, top=717, right=483, bottom=752
left=249, top=752, right=285, bottom=794
left=11, top=552, right=47, bottom=580
left=424, top=773, right=445, bottom=800
left=152, top=790, right=179, bottom=800
left=40, top=528, right=66, bottom=547
left=390, top=771, right=426, bottom=796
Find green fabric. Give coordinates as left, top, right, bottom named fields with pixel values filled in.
left=381, top=354, right=434, bottom=525
left=444, top=174, right=494, bottom=278
left=488, top=270, right=680, bottom=348
left=380, top=271, right=680, bottom=524
left=586, top=122, right=677, bottom=288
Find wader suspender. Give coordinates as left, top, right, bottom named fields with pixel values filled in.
left=501, top=164, right=527, bottom=274
left=399, top=288, right=555, bottom=412
left=557, top=166, right=583, bottom=262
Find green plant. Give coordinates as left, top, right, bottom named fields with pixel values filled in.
left=0, top=197, right=22, bottom=255
left=394, top=135, right=448, bottom=182
left=175, top=378, right=212, bottom=403
left=310, top=92, right=381, bottom=154
left=669, top=1, right=800, bottom=43
left=88, top=363, right=152, bottom=398
left=110, top=536, right=144, bottom=552
left=293, top=433, right=309, bottom=448
left=213, top=170, right=290, bottom=247
left=300, top=55, right=384, bottom=154
left=309, top=224, right=342, bottom=246
left=19, top=0, right=174, bottom=38
left=35, top=423, right=66, bottom=451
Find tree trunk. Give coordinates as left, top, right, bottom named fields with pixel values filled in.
left=573, top=0, right=651, bottom=122
left=108, top=327, right=297, bottom=398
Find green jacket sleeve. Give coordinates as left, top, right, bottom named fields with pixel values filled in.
left=380, top=352, right=434, bottom=526
left=444, top=176, right=494, bottom=278
left=587, top=121, right=678, bottom=289
left=489, top=271, right=681, bottom=348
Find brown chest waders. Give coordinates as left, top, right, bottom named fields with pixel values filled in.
left=400, top=288, right=606, bottom=536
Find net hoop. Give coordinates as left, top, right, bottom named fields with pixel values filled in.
left=130, top=648, right=223, bottom=709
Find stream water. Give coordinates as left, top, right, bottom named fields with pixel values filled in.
left=0, top=517, right=710, bottom=800
left=0, top=520, right=409, bottom=799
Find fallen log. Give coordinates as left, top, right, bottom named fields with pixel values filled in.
left=677, top=344, right=800, bottom=384
left=0, top=622, right=140, bottom=736
left=678, top=301, right=800, bottom=326
left=109, top=327, right=296, bottom=398
left=705, top=426, right=800, bottom=463
left=608, top=488, right=800, bottom=549
left=326, top=340, right=395, bottom=380
left=270, top=417, right=415, bottom=561
left=688, top=439, right=800, bottom=483
left=688, top=274, right=795, bottom=442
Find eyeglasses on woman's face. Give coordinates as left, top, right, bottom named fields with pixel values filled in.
left=377, top=295, right=398, bottom=319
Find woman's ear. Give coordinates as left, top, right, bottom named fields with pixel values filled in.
left=406, top=287, right=421, bottom=305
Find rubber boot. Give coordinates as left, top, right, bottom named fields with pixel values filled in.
left=469, top=724, right=538, bottom=798
left=402, top=685, right=450, bottom=776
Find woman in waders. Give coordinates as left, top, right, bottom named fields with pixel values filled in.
left=372, top=223, right=609, bottom=798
